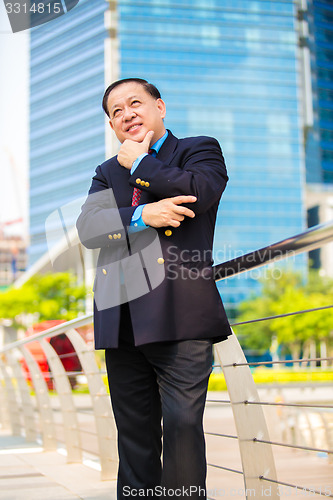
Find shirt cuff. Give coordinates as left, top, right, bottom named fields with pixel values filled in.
left=129, top=205, right=148, bottom=232
left=131, top=153, right=148, bottom=174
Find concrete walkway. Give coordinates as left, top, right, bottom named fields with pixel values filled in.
left=0, top=389, right=332, bottom=499
left=0, top=430, right=116, bottom=500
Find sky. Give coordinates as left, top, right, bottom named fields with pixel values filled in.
left=0, top=1, right=29, bottom=238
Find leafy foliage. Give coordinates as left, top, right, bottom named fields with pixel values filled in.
left=234, top=270, right=333, bottom=357
left=0, top=272, right=87, bottom=328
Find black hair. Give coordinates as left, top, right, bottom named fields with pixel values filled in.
left=102, top=78, right=161, bottom=117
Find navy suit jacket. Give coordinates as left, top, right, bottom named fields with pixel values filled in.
left=77, top=130, right=232, bottom=349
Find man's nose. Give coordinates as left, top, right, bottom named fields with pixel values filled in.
left=123, top=107, right=136, bottom=121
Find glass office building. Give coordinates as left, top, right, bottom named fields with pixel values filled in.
left=29, top=0, right=306, bottom=307
left=305, top=0, right=333, bottom=185
left=29, top=0, right=107, bottom=264
left=116, top=0, right=306, bottom=307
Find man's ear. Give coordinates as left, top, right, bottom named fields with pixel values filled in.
left=156, top=99, right=166, bottom=119
left=109, top=119, right=114, bottom=131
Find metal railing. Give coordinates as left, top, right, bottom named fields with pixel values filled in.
left=214, top=219, right=333, bottom=280
left=211, top=220, right=333, bottom=499
left=0, top=220, right=333, bottom=498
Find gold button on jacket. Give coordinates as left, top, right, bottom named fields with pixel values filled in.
left=165, top=229, right=172, bottom=237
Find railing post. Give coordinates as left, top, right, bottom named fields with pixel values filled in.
left=215, top=330, right=280, bottom=499
left=20, top=345, right=57, bottom=451
left=6, top=351, right=37, bottom=441
left=40, top=338, right=82, bottom=463
left=320, top=413, right=333, bottom=464
left=0, top=367, right=10, bottom=430
left=66, top=329, right=118, bottom=480
left=304, top=411, right=318, bottom=449
left=0, top=358, right=21, bottom=435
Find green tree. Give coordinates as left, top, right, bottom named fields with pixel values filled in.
left=234, top=295, right=273, bottom=353
left=234, top=270, right=333, bottom=361
left=0, top=272, right=87, bottom=329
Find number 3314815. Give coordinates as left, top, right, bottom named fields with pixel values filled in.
left=5, top=3, right=62, bottom=14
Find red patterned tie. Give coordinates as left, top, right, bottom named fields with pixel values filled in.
left=131, top=149, right=153, bottom=207
left=131, top=187, right=142, bottom=207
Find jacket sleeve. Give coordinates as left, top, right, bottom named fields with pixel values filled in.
left=128, top=136, right=228, bottom=214
left=76, top=165, right=136, bottom=249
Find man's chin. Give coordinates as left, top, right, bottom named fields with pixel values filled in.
left=124, top=127, right=146, bottom=142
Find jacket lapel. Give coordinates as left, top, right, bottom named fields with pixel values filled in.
left=156, top=130, right=178, bottom=164
left=139, top=131, right=179, bottom=204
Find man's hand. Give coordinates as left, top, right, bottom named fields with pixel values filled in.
left=117, top=130, right=154, bottom=169
left=142, top=195, right=197, bottom=228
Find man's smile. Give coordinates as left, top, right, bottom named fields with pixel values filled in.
left=126, top=123, right=142, bottom=132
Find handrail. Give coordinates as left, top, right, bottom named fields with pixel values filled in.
left=0, top=313, right=93, bottom=354
left=213, top=220, right=333, bottom=280
left=1, top=220, right=333, bottom=354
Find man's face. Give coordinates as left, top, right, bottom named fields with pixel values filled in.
left=107, top=82, right=166, bottom=145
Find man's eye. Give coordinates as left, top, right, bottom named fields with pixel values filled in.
left=113, top=109, right=121, bottom=117
left=131, top=100, right=140, bottom=105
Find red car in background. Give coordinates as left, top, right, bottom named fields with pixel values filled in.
left=21, top=320, right=82, bottom=389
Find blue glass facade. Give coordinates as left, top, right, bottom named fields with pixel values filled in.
left=29, top=0, right=107, bottom=264
left=117, top=0, right=306, bottom=306
left=306, top=0, right=333, bottom=184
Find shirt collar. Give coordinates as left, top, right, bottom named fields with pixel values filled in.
left=151, top=130, right=168, bottom=154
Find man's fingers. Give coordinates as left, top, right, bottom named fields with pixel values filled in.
left=171, top=213, right=185, bottom=222
left=142, top=130, right=154, bottom=148
left=170, top=195, right=197, bottom=205
left=142, top=196, right=197, bottom=228
left=173, top=205, right=195, bottom=218
left=169, top=219, right=181, bottom=228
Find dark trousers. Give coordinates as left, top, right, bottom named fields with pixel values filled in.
left=105, top=305, right=212, bottom=500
